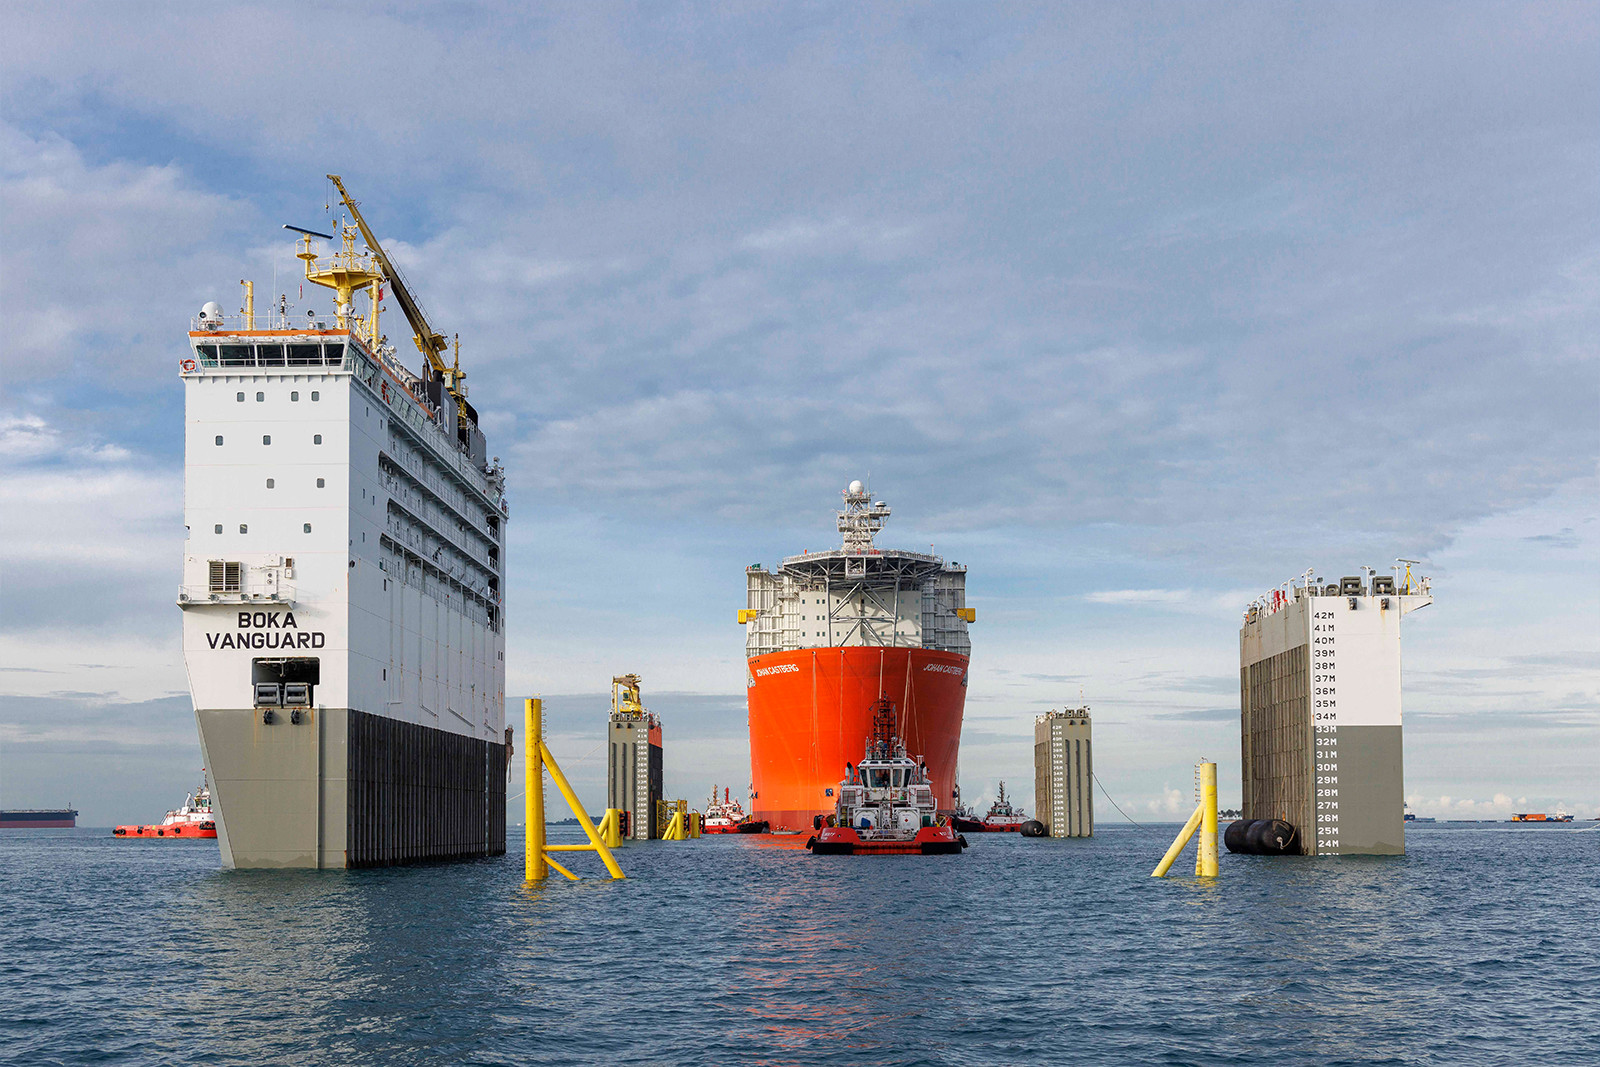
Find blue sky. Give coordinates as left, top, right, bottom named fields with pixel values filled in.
left=2, top=2, right=1596, bottom=824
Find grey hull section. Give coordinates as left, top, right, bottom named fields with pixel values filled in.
left=197, top=707, right=507, bottom=869
left=1317, top=725, right=1404, bottom=856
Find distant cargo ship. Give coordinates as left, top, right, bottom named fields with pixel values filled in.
left=1509, top=811, right=1574, bottom=823
left=0, top=809, right=78, bottom=829
left=742, top=482, right=973, bottom=832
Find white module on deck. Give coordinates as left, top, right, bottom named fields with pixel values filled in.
left=743, top=481, right=972, bottom=657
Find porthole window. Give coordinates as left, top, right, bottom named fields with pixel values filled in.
left=262, top=435, right=272, bottom=445
left=303, top=523, right=312, bottom=533
left=214, top=524, right=223, bottom=534
left=313, top=434, right=322, bottom=445
left=311, top=391, right=320, bottom=401
left=291, top=391, right=299, bottom=402
left=266, top=478, right=275, bottom=489
left=317, top=477, right=326, bottom=488
left=236, top=392, right=245, bottom=402
left=215, top=435, right=224, bottom=445
left=239, top=524, right=248, bottom=534
left=256, top=391, right=264, bottom=402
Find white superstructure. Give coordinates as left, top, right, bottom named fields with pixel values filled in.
left=743, top=481, right=972, bottom=657
left=178, top=192, right=509, bottom=868
left=180, top=324, right=506, bottom=735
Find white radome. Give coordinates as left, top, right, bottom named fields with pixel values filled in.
left=848, top=479, right=864, bottom=495
left=200, top=301, right=222, bottom=319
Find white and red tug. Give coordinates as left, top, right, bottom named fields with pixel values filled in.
left=807, top=698, right=967, bottom=856
left=979, top=781, right=1027, bottom=832
left=702, top=786, right=748, bottom=834
left=113, top=774, right=217, bottom=839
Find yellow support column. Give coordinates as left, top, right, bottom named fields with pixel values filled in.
left=602, top=808, right=623, bottom=848
left=1151, top=804, right=1204, bottom=878
left=1195, top=762, right=1218, bottom=878
left=525, top=698, right=546, bottom=881
left=539, top=740, right=625, bottom=879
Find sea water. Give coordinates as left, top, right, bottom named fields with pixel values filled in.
left=2, top=824, right=1596, bottom=1066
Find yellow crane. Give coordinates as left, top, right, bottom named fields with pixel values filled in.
left=305, top=174, right=469, bottom=422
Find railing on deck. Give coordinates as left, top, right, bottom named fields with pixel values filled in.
left=177, top=582, right=296, bottom=606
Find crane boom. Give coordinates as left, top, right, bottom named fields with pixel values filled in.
left=326, top=174, right=449, bottom=377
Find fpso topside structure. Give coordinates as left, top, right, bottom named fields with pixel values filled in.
left=743, top=482, right=974, bottom=831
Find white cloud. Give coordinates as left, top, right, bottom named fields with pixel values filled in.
left=1084, top=588, right=1192, bottom=606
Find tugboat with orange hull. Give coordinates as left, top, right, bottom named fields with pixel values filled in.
left=113, top=775, right=217, bottom=839
left=978, top=781, right=1027, bottom=833
left=807, top=698, right=967, bottom=856
left=744, top=482, right=974, bottom=832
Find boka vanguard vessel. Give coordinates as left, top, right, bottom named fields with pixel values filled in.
left=114, top=774, right=217, bottom=839
left=178, top=177, right=508, bottom=868
left=807, top=698, right=967, bottom=856
left=743, top=482, right=973, bottom=832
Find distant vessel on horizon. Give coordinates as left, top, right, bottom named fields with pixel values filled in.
left=0, top=808, right=78, bottom=829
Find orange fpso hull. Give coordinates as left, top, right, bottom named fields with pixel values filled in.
left=747, top=646, right=969, bottom=831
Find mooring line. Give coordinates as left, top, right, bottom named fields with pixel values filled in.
left=1093, top=772, right=1155, bottom=832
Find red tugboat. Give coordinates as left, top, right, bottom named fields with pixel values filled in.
left=978, top=782, right=1027, bottom=833
left=702, top=786, right=748, bottom=834
left=807, top=698, right=967, bottom=856
left=113, top=774, right=217, bottom=839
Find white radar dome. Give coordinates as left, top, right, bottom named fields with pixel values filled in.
left=848, top=480, right=864, bottom=495
left=200, top=301, right=222, bottom=319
